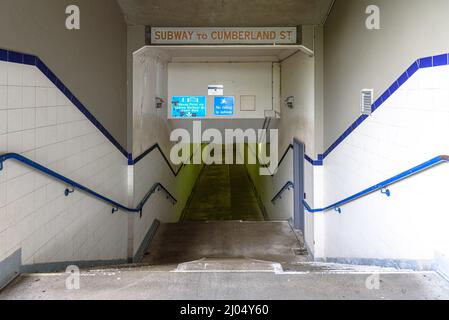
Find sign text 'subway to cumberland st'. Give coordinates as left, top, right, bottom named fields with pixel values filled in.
left=149, top=27, right=298, bottom=45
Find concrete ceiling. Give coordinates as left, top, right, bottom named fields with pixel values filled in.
left=117, top=0, right=334, bottom=26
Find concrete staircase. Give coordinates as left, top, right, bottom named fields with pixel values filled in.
left=141, top=221, right=308, bottom=271
left=2, top=163, right=449, bottom=299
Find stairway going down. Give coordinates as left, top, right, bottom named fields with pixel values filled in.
left=181, top=164, right=265, bottom=222
left=2, top=164, right=449, bottom=300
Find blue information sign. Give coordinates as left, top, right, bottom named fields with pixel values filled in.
left=171, top=96, right=206, bottom=118
left=214, top=96, right=235, bottom=116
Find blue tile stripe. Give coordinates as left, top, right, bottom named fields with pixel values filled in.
left=319, top=52, right=449, bottom=165
left=0, top=48, right=129, bottom=159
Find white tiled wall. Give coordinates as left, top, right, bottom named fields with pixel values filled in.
left=0, top=60, right=129, bottom=265
left=131, top=148, right=202, bottom=256
left=319, top=64, right=449, bottom=264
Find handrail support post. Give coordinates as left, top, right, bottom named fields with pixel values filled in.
left=381, top=188, right=391, bottom=197
left=64, top=187, right=75, bottom=197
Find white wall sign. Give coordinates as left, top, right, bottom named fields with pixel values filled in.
left=150, top=27, right=298, bottom=45
left=208, top=85, right=224, bottom=96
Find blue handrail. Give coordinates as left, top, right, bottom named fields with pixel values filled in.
left=0, top=153, right=177, bottom=215
left=303, top=155, right=449, bottom=213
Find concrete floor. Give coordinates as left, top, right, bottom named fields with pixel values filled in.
left=2, top=267, right=449, bottom=300
left=182, top=164, right=264, bottom=221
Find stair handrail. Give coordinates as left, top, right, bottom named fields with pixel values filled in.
left=0, top=153, right=177, bottom=215
left=269, top=155, right=448, bottom=214
left=271, top=181, right=294, bottom=203
left=304, top=155, right=448, bottom=213
left=132, top=143, right=203, bottom=177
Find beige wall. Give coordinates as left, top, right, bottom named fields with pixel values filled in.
left=127, top=25, right=146, bottom=150
left=0, top=0, right=128, bottom=148
left=324, top=0, right=449, bottom=149
left=280, top=51, right=315, bottom=156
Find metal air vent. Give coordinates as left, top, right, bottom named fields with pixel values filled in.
left=361, top=89, right=373, bottom=115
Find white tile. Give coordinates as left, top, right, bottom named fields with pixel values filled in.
left=57, top=107, right=67, bottom=124
left=0, top=62, right=7, bottom=86
left=36, top=108, right=48, bottom=127
left=6, top=225, right=20, bottom=252
left=0, top=110, right=7, bottom=135
left=47, top=88, right=57, bottom=107
left=22, top=65, right=36, bottom=87
left=0, top=86, right=7, bottom=109
left=22, top=129, right=36, bottom=152
left=47, top=125, right=58, bottom=146
left=35, top=127, right=47, bottom=148
left=36, top=87, right=47, bottom=107
left=47, top=107, right=57, bottom=126
left=56, top=124, right=67, bottom=142
left=35, top=71, right=51, bottom=88
left=0, top=134, right=6, bottom=154
left=7, top=109, right=22, bottom=132
left=7, top=131, right=22, bottom=153
left=22, top=108, right=36, bottom=130
left=6, top=173, right=34, bottom=204
left=7, top=63, right=22, bottom=86
left=0, top=210, right=6, bottom=246
left=56, top=91, right=69, bottom=106
left=0, top=182, right=6, bottom=209
left=22, top=87, right=36, bottom=108
left=7, top=86, right=22, bottom=109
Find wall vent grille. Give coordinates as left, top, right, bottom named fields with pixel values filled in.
left=361, top=89, right=373, bottom=115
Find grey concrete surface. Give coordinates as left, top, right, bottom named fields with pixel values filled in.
left=2, top=267, right=449, bottom=300
left=117, top=0, right=334, bottom=26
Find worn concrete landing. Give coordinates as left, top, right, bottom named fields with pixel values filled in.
left=182, top=164, right=264, bottom=221
left=176, top=258, right=283, bottom=273
left=142, top=221, right=307, bottom=269
left=2, top=268, right=449, bottom=300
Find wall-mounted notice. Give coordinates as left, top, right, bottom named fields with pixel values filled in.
left=150, top=27, right=298, bottom=45
left=171, top=96, right=206, bottom=118
left=208, top=85, right=224, bottom=96
left=214, top=96, right=235, bottom=116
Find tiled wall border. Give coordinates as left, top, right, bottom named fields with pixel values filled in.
left=0, top=48, right=129, bottom=158
left=3, top=48, right=446, bottom=166
left=320, top=53, right=449, bottom=162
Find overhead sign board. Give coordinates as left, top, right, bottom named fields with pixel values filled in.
left=150, top=27, right=298, bottom=45
left=214, top=96, right=235, bottom=116
left=171, top=96, right=206, bottom=118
